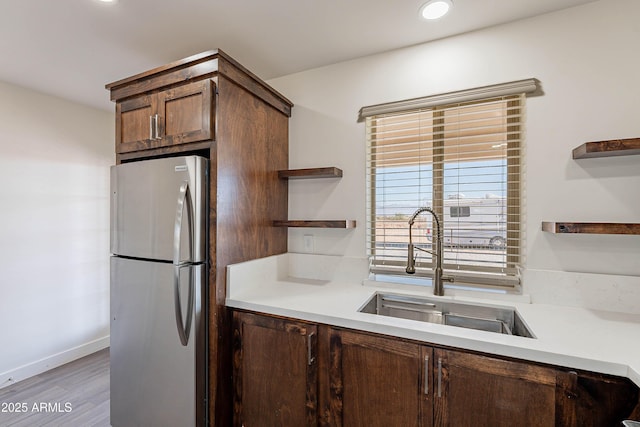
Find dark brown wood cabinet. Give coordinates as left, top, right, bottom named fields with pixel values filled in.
left=328, top=329, right=432, bottom=427
left=434, top=348, right=560, bottom=426
left=566, top=370, right=640, bottom=427
left=231, top=312, right=640, bottom=427
left=328, top=329, right=560, bottom=427
left=232, top=311, right=318, bottom=427
left=106, top=50, right=294, bottom=426
left=115, top=79, right=214, bottom=153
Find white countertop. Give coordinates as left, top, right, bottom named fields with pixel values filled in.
left=226, top=253, right=640, bottom=387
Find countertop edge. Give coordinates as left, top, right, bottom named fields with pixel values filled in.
left=226, top=297, right=638, bottom=386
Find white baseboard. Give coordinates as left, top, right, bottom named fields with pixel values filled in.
left=0, top=336, right=110, bottom=390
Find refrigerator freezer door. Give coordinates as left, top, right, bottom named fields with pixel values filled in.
left=111, top=155, right=207, bottom=263
left=110, top=257, right=206, bottom=427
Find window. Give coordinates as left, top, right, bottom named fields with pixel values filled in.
left=450, top=206, right=470, bottom=218
left=360, top=80, right=537, bottom=290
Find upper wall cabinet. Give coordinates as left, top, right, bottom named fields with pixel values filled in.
left=115, top=79, right=214, bottom=154
left=105, top=49, right=293, bottom=159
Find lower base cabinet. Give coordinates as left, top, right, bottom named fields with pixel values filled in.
left=232, top=311, right=640, bottom=427
left=232, top=312, right=317, bottom=427
left=328, top=330, right=562, bottom=427
left=436, top=349, right=561, bottom=426
left=328, top=329, right=433, bottom=426
left=435, top=349, right=640, bottom=426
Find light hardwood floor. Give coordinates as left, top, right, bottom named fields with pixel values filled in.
left=0, top=348, right=110, bottom=426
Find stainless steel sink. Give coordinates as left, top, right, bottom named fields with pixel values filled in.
left=359, top=293, right=535, bottom=338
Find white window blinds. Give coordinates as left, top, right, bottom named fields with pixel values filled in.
left=364, top=85, right=530, bottom=289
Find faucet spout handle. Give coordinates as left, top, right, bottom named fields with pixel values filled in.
left=442, top=274, right=455, bottom=283
left=414, top=245, right=436, bottom=257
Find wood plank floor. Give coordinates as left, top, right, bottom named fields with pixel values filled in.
left=0, top=348, right=110, bottom=426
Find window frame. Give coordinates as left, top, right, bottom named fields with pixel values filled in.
left=361, top=80, right=538, bottom=290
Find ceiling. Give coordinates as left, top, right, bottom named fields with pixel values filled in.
left=0, top=0, right=597, bottom=111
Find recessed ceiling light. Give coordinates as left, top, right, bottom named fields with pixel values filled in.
left=419, top=0, right=453, bottom=20
left=97, top=0, right=117, bottom=3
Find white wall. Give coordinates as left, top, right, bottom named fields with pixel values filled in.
left=268, top=0, right=640, bottom=309
left=0, top=81, right=113, bottom=387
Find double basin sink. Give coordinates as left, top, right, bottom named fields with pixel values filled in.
left=359, top=292, right=535, bottom=338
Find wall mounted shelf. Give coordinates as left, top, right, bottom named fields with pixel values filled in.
left=545, top=138, right=640, bottom=237
left=276, top=166, right=354, bottom=228
left=278, top=167, right=343, bottom=179
left=274, top=220, right=356, bottom=229
left=572, top=137, right=640, bottom=159
left=542, top=222, right=640, bottom=235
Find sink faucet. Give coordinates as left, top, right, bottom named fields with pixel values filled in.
left=406, top=207, right=453, bottom=296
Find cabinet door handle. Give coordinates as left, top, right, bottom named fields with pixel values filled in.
left=307, top=331, right=315, bottom=366
left=437, top=357, right=442, bottom=397
left=423, top=355, right=429, bottom=395
left=154, top=114, right=161, bottom=140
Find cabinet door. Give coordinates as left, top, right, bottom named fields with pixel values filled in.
left=434, top=349, right=558, bottom=427
left=232, top=312, right=317, bottom=427
left=567, top=370, right=640, bottom=426
left=157, top=79, right=215, bottom=146
left=115, top=79, right=215, bottom=154
left=116, top=94, right=154, bottom=153
left=329, top=329, right=432, bottom=427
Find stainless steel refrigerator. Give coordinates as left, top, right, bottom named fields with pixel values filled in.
left=110, top=155, right=208, bottom=427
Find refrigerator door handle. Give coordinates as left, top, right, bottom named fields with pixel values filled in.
left=174, top=265, right=194, bottom=346
left=174, top=180, right=195, bottom=346
left=173, top=180, right=193, bottom=265
left=110, top=183, right=118, bottom=254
